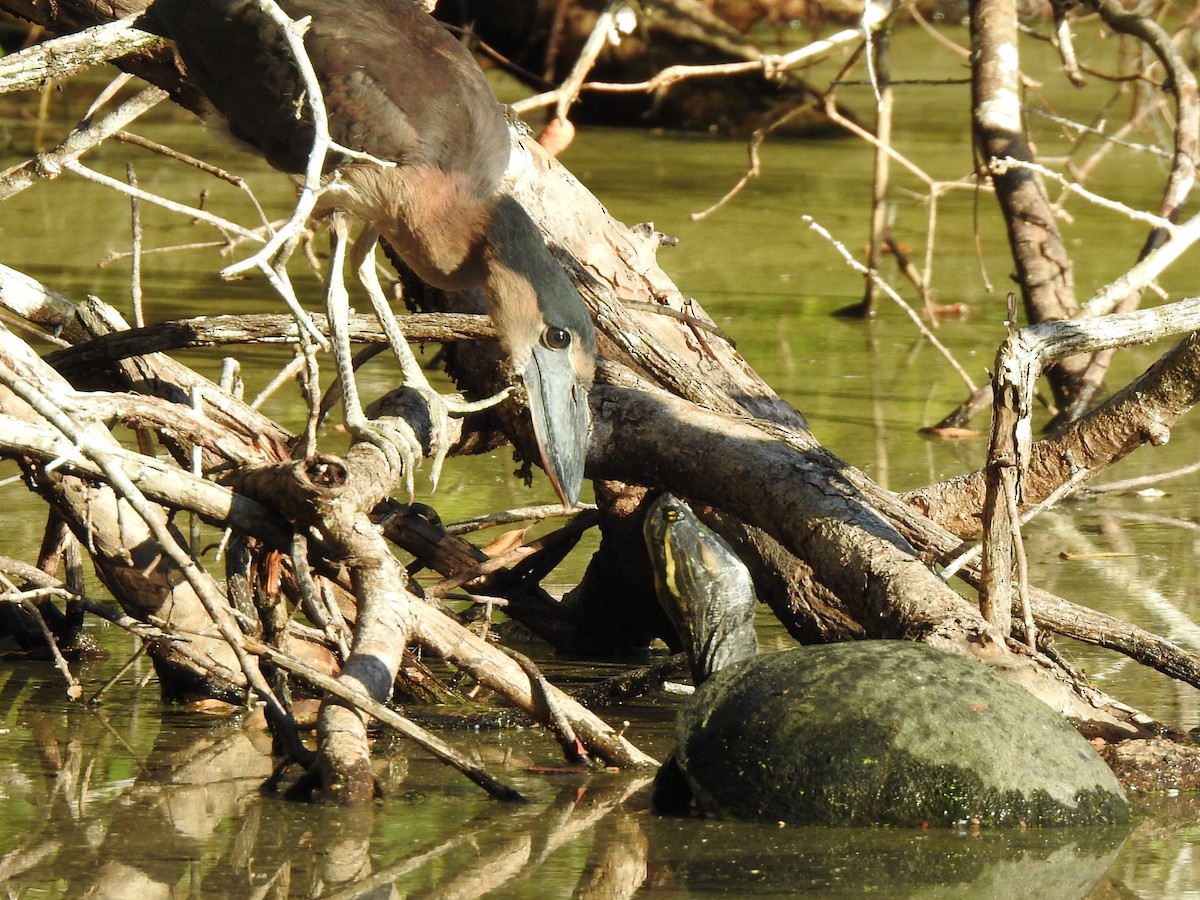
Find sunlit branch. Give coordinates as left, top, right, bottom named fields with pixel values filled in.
left=0, top=15, right=161, bottom=94
left=990, top=156, right=1177, bottom=233
left=0, top=85, right=167, bottom=201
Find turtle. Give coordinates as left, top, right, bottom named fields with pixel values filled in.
left=642, top=493, right=1129, bottom=827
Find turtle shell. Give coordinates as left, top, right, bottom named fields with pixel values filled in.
left=663, top=640, right=1129, bottom=827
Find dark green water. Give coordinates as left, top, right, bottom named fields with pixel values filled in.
left=3, top=18, right=1200, bottom=897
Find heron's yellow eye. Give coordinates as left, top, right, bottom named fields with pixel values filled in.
left=542, top=326, right=571, bottom=350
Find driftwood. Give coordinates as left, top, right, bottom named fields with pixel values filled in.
left=3, top=0, right=1200, bottom=806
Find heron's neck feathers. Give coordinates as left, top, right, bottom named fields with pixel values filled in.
left=335, top=163, right=492, bottom=290
left=331, top=165, right=593, bottom=385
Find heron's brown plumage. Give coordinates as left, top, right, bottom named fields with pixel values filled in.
left=146, top=0, right=595, bottom=505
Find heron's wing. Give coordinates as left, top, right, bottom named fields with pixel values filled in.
left=147, top=0, right=510, bottom=194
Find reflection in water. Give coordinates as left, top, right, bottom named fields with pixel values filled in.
left=0, top=694, right=1140, bottom=898
left=646, top=823, right=1129, bottom=898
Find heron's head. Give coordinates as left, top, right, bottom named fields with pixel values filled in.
left=483, top=197, right=596, bottom=509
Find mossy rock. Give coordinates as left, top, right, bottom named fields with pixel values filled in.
left=660, top=641, right=1129, bottom=827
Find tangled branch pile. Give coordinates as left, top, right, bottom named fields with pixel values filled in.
left=3, top=0, right=1200, bottom=804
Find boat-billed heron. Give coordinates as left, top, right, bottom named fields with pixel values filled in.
left=145, top=0, right=595, bottom=507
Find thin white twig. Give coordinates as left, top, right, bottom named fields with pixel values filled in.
left=62, top=159, right=261, bottom=241
left=1026, top=108, right=1171, bottom=160
left=991, top=156, right=1177, bottom=233
left=0, top=86, right=168, bottom=202
left=83, top=73, right=136, bottom=120
left=251, top=352, right=310, bottom=410
left=803, top=216, right=978, bottom=392
left=1081, top=212, right=1200, bottom=317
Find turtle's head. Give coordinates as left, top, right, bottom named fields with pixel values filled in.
left=642, top=494, right=758, bottom=685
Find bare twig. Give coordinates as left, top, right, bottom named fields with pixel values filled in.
left=1089, top=461, right=1200, bottom=495
left=862, top=8, right=895, bottom=316
left=61, top=158, right=261, bottom=240
left=0, top=582, right=83, bottom=699
left=126, top=162, right=145, bottom=327
left=114, top=130, right=275, bottom=228
left=553, top=1, right=636, bottom=123
left=804, top=216, right=977, bottom=392
left=690, top=132, right=765, bottom=221
left=991, top=156, right=1176, bottom=233
left=0, top=85, right=168, bottom=202
left=446, top=504, right=595, bottom=536
left=514, top=21, right=876, bottom=116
